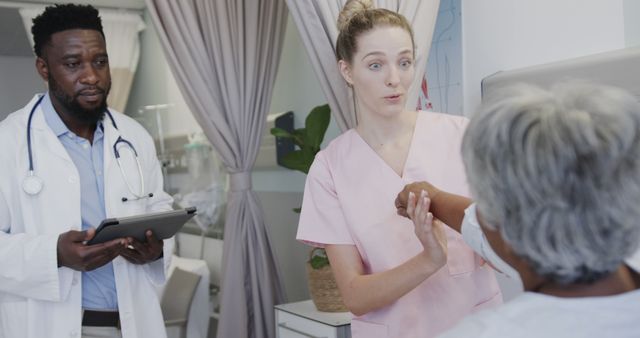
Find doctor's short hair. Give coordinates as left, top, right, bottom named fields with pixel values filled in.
left=462, top=81, right=640, bottom=285
left=31, top=4, right=104, bottom=58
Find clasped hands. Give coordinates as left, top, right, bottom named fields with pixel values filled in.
left=395, top=182, right=448, bottom=269
left=57, top=228, right=163, bottom=271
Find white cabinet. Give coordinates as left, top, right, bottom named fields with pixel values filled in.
left=275, top=300, right=351, bottom=338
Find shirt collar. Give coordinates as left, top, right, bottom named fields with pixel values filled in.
left=41, top=93, right=104, bottom=140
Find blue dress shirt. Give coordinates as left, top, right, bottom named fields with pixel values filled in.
left=41, top=94, right=118, bottom=310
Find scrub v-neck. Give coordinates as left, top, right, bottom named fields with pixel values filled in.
left=353, top=112, right=420, bottom=179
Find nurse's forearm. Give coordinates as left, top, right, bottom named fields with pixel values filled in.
left=326, top=244, right=442, bottom=316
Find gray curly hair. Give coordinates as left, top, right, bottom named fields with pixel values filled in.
left=462, top=81, right=640, bottom=284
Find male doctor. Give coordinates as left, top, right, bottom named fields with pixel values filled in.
left=0, top=4, right=173, bottom=338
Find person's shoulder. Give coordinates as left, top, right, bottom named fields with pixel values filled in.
left=323, top=128, right=358, bottom=152
left=313, top=129, right=358, bottom=163
left=418, top=110, right=469, bottom=129
left=0, top=107, right=27, bottom=142
left=0, top=110, right=25, bottom=129
left=437, top=318, right=493, bottom=338
left=308, top=129, right=358, bottom=178
left=437, top=305, right=521, bottom=338
left=0, top=108, right=28, bottom=169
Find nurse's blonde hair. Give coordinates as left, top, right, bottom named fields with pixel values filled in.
left=336, top=0, right=414, bottom=63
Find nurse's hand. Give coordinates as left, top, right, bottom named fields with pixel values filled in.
left=406, top=190, right=448, bottom=269
left=57, top=229, right=128, bottom=271
left=119, top=230, right=164, bottom=264
left=395, top=181, right=441, bottom=218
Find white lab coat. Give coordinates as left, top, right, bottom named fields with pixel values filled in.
left=0, top=95, right=174, bottom=338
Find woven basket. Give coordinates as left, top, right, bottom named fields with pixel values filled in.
left=306, top=248, right=348, bottom=312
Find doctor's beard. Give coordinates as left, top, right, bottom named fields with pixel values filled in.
left=48, top=77, right=110, bottom=125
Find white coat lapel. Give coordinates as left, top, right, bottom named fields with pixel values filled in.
left=102, top=112, right=119, bottom=217
left=28, top=102, right=74, bottom=166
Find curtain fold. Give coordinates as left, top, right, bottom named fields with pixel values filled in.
left=19, top=8, right=145, bottom=112
left=285, top=0, right=440, bottom=131
left=100, top=12, right=145, bottom=112
left=145, top=1, right=288, bottom=337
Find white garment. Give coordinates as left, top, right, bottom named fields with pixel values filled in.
left=0, top=95, right=174, bottom=338
left=625, top=249, right=640, bottom=273
left=82, top=326, right=123, bottom=338
left=438, top=289, right=640, bottom=338
left=461, top=204, right=523, bottom=285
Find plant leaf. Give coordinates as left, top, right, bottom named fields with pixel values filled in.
left=291, top=129, right=306, bottom=147
left=270, top=127, right=293, bottom=138
left=309, top=253, right=330, bottom=269
left=279, top=150, right=315, bottom=174
left=304, top=104, right=331, bottom=148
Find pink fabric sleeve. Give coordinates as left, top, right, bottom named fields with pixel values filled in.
left=296, top=152, right=355, bottom=247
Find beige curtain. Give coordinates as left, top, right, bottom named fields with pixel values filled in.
left=285, top=0, right=440, bottom=131
left=145, top=1, right=288, bottom=337
left=101, top=13, right=145, bottom=112
left=19, top=8, right=145, bottom=112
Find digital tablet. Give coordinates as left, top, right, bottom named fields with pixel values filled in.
left=86, top=207, right=197, bottom=245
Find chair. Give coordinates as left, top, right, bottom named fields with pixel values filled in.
left=161, top=267, right=202, bottom=338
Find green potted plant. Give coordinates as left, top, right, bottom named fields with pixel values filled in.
left=270, top=104, right=347, bottom=312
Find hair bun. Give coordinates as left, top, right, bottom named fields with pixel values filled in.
left=337, top=0, right=374, bottom=31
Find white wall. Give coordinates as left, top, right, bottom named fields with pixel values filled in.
left=270, top=17, right=337, bottom=139
left=462, top=0, right=626, bottom=114
left=0, top=55, right=44, bottom=120
left=625, top=0, right=640, bottom=47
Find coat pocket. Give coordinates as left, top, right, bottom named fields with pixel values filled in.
left=445, top=230, right=477, bottom=276
left=0, top=298, right=26, bottom=337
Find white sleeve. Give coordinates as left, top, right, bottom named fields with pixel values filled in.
left=0, top=189, right=9, bottom=232
left=461, top=204, right=486, bottom=260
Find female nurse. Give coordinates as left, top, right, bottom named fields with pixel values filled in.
left=296, top=1, right=502, bottom=337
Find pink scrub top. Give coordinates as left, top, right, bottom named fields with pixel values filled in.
left=297, top=111, right=502, bottom=338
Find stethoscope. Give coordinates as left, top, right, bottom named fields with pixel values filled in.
left=23, top=95, right=154, bottom=202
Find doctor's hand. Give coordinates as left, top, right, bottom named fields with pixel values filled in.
left=406, top=190, right=448, bottom=270
left=119, top=230, right=164, bottom=265
left=395, top=181, right=441, bottom=218
left=57, top=229, right=128, bottom=271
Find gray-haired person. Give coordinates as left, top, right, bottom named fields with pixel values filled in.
left=395, top=81, right=640, bottom=338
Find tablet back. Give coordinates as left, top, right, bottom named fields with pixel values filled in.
left=88, top=207, right=196, bottom=245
